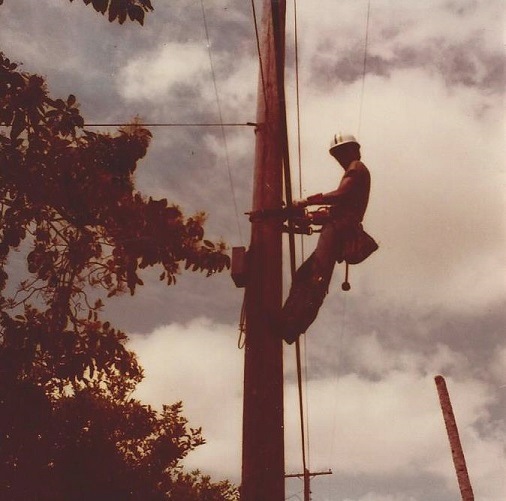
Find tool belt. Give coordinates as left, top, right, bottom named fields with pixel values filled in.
left=247, top=206, right=379, bottom=264
left=340, top=224, right=378, bottom=264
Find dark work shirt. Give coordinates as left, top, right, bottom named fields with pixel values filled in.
left=321, top=160, right=370, bottom=223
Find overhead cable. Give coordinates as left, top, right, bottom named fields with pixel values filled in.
left=84, top=122, right=256, bottom=127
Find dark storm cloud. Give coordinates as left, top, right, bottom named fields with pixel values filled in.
left=104, top=271, right=244, bottom=335
left=305, top=294, right=505, bottom=380
left=310, top=37, right=505, bottom=95
left=0, top=0, right=257, bottom=120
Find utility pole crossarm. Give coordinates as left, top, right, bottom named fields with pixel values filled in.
left=285, top=469, right=332, bottom=501
left=285, top=469, right=333, bottom=479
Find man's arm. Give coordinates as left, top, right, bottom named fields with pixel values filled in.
left=294, top=172, right=357, bottom=207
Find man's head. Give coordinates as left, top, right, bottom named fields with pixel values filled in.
left=329, top=133, right=361, bottom=168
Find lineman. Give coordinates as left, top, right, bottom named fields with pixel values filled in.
left=279, top=133, right=377, bottom=344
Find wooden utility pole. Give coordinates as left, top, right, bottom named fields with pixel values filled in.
left=241, top=1, right=286, bottom=500
left=435, top=375, right=474, bottom=501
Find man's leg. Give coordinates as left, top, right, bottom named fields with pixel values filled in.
left=280, top=223, right=341, bottom=343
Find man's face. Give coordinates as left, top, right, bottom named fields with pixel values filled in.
left=331, top=144, right=360, bottom=167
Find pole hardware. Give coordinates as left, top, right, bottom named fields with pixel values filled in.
left=341, top=262, right=351, bottom=291
left=231, top=246, right=249, bottom=288
left=247, top=205, right=332, bottom=235
left=285, top=469, right=333, bottom=501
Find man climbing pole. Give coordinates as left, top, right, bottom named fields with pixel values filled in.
left=279, top=133, right=378, bottom=344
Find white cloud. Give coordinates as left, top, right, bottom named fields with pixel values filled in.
left=343, top=494, right=417, bottom=501
left=118, top=43, right=209, bottom=101
left=129, top=319, right=505, bottom=499
left=342, top=333, right=470, bottom=378
left=128, top=318, right=244, bottom=481
left=284, top=371, right=488, bottom=474
left=285, top=67, right=506, bottom=314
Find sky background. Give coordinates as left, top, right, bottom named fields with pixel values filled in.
left=1, top=1, right=505, bottom=500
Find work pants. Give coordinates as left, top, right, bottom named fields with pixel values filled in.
left=281, top=220, right=350, bottom=341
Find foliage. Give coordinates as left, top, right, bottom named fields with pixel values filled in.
left=0, top=51, right=230, bottom=388
left=69, top=0, right=154, bottom=25
left=0, top=380, right=239, bottom=500
left=0, top=50, right=235, bottom=500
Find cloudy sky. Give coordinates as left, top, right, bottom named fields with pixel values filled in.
left=2, top=0, right=505, bottom=500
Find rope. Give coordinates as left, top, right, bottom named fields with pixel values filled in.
left=200, top=0, right=244, bottom=245
left=293, top=0, right=306, bottom=264
left=271, top=0, right=309, bottom=485
left=327, top=292, right=348, bottom=498
left=295, top=340, right=307, bottom=474
left=357, top=0, right=371, bottom=139
left=293, top=0, right=310, bottom=476
left=238, top=293, right=246, bottom=349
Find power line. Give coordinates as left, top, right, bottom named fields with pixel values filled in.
left=84, top=122, right=256, bottom=127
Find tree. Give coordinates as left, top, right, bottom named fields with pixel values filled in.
left=1, top=378, right=239, bottom=500
left=0, top=48, right=236, bottom=500
left=0, top=50, right=230, bottom=387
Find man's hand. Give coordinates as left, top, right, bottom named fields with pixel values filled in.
left=292, top=198, right=308, bottom=208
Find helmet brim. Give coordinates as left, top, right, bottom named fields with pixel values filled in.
left=329, top=140, right=360, bottom=154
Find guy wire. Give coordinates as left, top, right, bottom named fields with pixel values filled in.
left=200, top=0, right=244, bottom=245
left=250, top=0, right=269, bottom=117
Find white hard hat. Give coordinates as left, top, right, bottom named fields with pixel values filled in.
left=329, top=133, right=359, bottom=154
